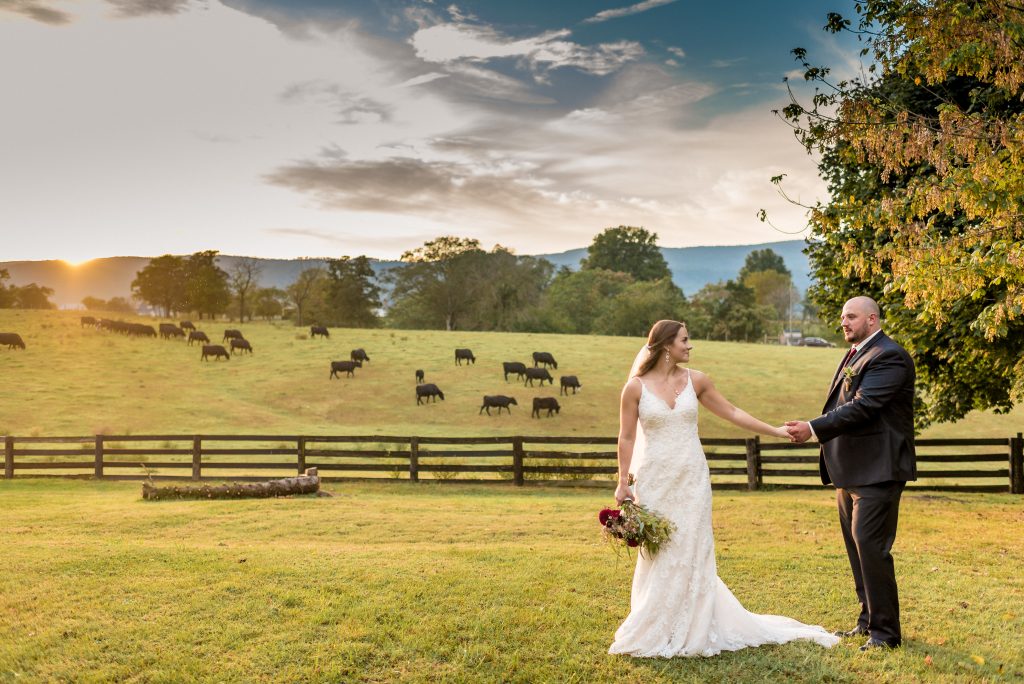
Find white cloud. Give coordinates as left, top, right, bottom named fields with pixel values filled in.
left=582, top=0, right=678, bottom=24
left=410, top=22, right=644, bottom=80
left=667, top=46, right=686, bottom=59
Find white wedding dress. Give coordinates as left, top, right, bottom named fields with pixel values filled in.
left=609, top=371, right=840, bottom=657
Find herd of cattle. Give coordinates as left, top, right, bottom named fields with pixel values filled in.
left=2, top=318, right=583, bottom=418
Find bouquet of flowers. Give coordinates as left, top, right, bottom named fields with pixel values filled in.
left=598, top=499, right=675, bottom=558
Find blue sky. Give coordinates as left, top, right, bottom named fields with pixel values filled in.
left=0, top=0, right=860, bottom=262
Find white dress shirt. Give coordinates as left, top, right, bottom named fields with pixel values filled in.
left=806, top=329, right=883, bottom=441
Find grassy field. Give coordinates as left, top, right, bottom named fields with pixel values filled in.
left=0, top=479, right=1021, bottom=683
left=1, top=309, right=1021, bottom=440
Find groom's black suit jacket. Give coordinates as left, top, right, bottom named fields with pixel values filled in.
left=810, top=331, right=917, bottom=488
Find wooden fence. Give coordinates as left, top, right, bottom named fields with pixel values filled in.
left=3, top=433, right=1022, bottom=493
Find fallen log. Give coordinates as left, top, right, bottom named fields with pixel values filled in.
left=142, top=468, right=321, bottom=501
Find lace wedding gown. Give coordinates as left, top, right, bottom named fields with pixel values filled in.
left=609, top=371, right=840, bottom=657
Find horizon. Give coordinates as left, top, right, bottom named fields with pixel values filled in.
left=1, top=0, right=858, bottom=263
left=2, top=237, right=808, bottom=267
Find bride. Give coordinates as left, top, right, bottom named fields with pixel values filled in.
left=609, top=319, right=839, bottom=657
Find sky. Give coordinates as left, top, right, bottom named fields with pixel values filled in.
left=0, top=0, right=861, bottom=263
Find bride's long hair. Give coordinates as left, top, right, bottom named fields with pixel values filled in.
left=633, top=319, right=686, bottom=378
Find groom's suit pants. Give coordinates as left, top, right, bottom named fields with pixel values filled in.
left=836, top=480, right=905, bottom=645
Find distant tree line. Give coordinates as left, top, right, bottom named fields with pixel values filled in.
left=0, top=269, right=56, bottom=309
left=87, top=227, right=823, bottom=342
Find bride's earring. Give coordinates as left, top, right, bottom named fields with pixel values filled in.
left=665, top=352, right=670, bottom=363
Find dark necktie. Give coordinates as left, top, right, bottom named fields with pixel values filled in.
left=842, top=346, right=857, bottom=369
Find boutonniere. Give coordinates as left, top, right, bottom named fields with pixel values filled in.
left=842, top=366, right=858, bottom=390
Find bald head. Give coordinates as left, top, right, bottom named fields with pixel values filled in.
left=840, top=296, right=881, bottom=345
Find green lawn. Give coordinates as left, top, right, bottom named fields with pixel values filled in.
left=1, top=309, right=1020, bottom=440
left=0, top=479, right=1020, bottom=683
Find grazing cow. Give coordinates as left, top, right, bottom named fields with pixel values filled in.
left=310, top=325, right=330, bottom=339
left=454, top=348, right=476, bottom=365
left=351, top=348, right=370, bottom=363
left=129, top=323, right=157, bottom=338
left=180, top=320, right=196, bottom=331
left=201, top=344, right=230, bottom=361
left=479, top=395, right=517, bottom=416
left=502, top=361, right=527, bottom=382
left=416, top=383, right=445, bottom=404
left=230, top=338, right=253, bottom=354
left=223, top=329, right=243, bottom=342
left=531, top=397, right=561, bottom=418
left=0, top=333, right=26, bottom=350
left=159, top=323, right=185, bottom=339
left=523, top=367, right=554, bottom=387
left=415, top=369, right=425, bottom=384
left=559, top=375, right=582, bottom=395
left=80, top=316, right=97, bottom=327
left=188, top=331, right=210, bottom=346
left=330, top=360, right=362, bottom=378
left=532, top=351, right=557, bottom=369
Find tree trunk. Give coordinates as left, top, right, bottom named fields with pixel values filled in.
left=142, top=468, right=322, bottom=500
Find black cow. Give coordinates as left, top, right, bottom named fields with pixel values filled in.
left=0, top=333, right=26, bottom=349
left=129, top=323, right=157, bottom=338
left=230, top=338, right=253, bottom=354
left=416, top=383, right=445, bottom=404
left=80, top=316, right=97, bottom=327
left=524, top=367, right=554, bottom=387
left=223, top=329, right=243, bottom=342
left=532, top=351, right=557, bottom=369
left=531, top=397, right=561, bottom=418
left=330, top=360, right=362, bottom=378
left=159, top=323, right=185, bottom=339
left=479, top=395, right=517, bottom=416
left=201, top=344, right=230, bottom=361
left=180, top=320, right=196, bottom=331
left=455, top=348, right=476, bottom=365
left=188, top=331, right=210, bottom=346
left=502, top=361, right=527, bottom=382
left=559, top=375, right=582, bottom=395
left=310, top=325, right=330, bottom=339
left=415, top=369, right=425, bottom=384
left=351, top=348, right=370, bottom=363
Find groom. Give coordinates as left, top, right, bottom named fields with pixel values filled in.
left=785, top=296, right=916, bottom=651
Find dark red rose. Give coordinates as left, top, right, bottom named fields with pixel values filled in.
left=626, top=538, right=640, bottom=547
left=598, top=508, right=621, bottom=526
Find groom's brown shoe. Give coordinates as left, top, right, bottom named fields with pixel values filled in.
left=833, top=625, right=869, bottom=638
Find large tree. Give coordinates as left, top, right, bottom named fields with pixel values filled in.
left=592, top=278, right=689, bottom=337
left=580, top=226, right=672, bottom=282
left=131, top=255, right=186, bottom=317
left=775, top=0, right=1024, bottom=426
left=229, top=257, right=264, bottom=323
left=184, top=251, right=231, bottom=320
left=738, top=248, right=790, bottom=281
left=387, top=236, right=489, bottom=331
left=537, top=267, right=634, bottom=334
left=286, top=264, right=325, bottom=327
left=324, top=255, right=382, bottom=328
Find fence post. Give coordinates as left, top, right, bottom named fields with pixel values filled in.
left=192, top=436, right=202, bottom=481
left=1011, top=433, right=1023, bottom=495
left=745, top=436, right=761, bottom=491
left=4, top=436, right=13, bottom=479
left=409, top=437, right=419, bottom=482
left=297, top=437, right=306, bottom=475
left=513, top=437, right=524, bottom=486
left=93, top=435, right=104, bottom=479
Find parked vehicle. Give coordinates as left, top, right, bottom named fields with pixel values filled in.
left=798, top=337, right=836, bottom=348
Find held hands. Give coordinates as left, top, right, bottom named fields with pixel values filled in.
left=784, top=421, right=812, bottom=444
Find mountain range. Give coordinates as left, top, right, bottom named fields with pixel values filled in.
left=1, top=240, right=811, bottom=309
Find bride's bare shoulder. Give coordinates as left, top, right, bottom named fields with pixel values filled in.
left=621, top=375, right=643, bottom=398
left=688, top=368, right=712, bottom=391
